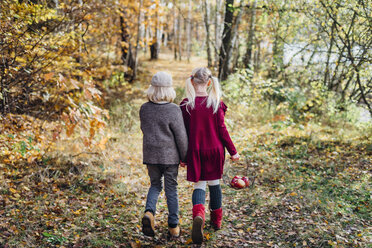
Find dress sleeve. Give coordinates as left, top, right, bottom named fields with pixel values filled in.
left=217, top=101, right=237, bottom=156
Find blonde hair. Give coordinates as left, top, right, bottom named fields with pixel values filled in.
left=185, top=67, right=221, bottom=113
left=146, top=85, right=176, bottom=103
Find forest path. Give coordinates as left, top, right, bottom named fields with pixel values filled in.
left=106, top=53, right=258, bottom=247
left=138, top=52, right=207, bottom=87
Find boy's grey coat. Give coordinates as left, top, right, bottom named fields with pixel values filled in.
left=140, top=102, right=188, bottom=165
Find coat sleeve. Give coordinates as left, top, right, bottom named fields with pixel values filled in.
left=217, top=101, right=237, bottom=156
left=170, top=106, right=189, bottom=162
left=180, top=99, right=190, bottom=134
left=139, top=104, right=144, bottom=132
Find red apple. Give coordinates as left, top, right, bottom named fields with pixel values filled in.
left=230, top=177, right=245, bottom=189
left=232, top=176, right=242, bottom=181
left=230, top=177, right=238, bottom=188
left=242, top=177, right=250, bottom=187
left=234, top=179, right=246, bottom=189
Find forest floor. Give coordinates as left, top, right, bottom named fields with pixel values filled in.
left=0, top=53, right=371, bottom=248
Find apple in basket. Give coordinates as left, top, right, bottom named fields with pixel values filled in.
left=230, top=176, right=245, bottom=189
left=242, top=176, right=250, bottom=187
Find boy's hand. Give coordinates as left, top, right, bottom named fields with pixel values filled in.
left=231, top=153, right=240, bottom=161
left=180, top=162, right=187, bottom=167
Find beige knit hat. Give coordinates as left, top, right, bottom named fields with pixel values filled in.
left=151, top=71, right=173, bottom=87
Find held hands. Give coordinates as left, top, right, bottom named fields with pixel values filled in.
left=180, top=162, right=187, bottom=167
left=231, top=153, right=240, bottom=161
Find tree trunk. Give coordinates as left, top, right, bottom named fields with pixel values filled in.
left=204, top=0, right=212, bottom=67
left=173, top=0, right=178, bottom=60
left=254, top=39, right=261, bottom=72
left=186, top=0, right=192, bottom=62
left=214, top=0, right=223, bottom=68
left=243, top=0, right=257, bottom=69
left=226, top=3, right=244, bottom=74
left=177, top=8, right=182, bottom=60
left=132, top=0, right=144, bottom=81
left=218, top=0, right=234, bottom=81
left=270, top=13, right=284, bottom=78
left=119, top=10, right=135, bottom=74
left=163, top=31, right=168, bottom=47
left=144, top=15, right=149, bottom=54
left=0, top=60, right=8, bottom=114
left=150, top=1, right=161, bottom=60
left=324, top=20, right=336, bottom=89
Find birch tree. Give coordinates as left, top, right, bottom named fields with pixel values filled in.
left=204, top=0, right=212, bottom=67
left=214, top=0, right=223, bottom=68
left=132, top=0, right=144, bottom=80
left=186, top=0, right=192, bottom=62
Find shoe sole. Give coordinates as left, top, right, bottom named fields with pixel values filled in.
left=142, top=216, right=155, bottom=237
left=192, top=216, right=203, bottom=244
left=168, top=228, right=181, bottom=239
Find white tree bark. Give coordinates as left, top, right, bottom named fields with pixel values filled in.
left=173, top=0, right=178, bottom=59
left=132, top=0, right=143, bottom=80
left=204, top=0, right=212, bottom=67
left=186, top=0, right=192, bottom=62
left=177, top=6, right=182, bottom=60
left=214, top=0, right=223, bottom=67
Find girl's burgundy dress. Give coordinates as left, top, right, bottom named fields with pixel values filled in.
left=180, top=97, right=237, bottom=182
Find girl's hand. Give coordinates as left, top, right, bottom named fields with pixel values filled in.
left=231, top=153, right=240, bottom=161
left=180, top=162, right=187, bottom=167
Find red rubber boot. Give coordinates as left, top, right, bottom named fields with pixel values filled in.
left=210, top=208, right=222, bottom=230
left=192, top=204, right=205, bottom=244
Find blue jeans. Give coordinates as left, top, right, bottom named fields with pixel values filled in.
left=145, top=164, right=179, bottom=227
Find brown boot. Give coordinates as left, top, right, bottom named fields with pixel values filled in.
left=169, top=225, right=180, bottom=238
left=192, top=204, right=205, bottom=244
left=142, top=211, right=155, bottom=237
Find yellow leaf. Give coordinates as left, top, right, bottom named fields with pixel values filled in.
left=9, top=188, right=17, bottom=194
left=43, top=72, right=54, bottom=81
left=205, top=233, right=210, bottom=240
left=98, top=137, right=108, bottom=150
left=290, top=192, right=297, bottom=196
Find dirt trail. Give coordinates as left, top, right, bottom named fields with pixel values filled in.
left=116, top=54, right=247, bottom=247
left=139, top=52, right=207, bottom=87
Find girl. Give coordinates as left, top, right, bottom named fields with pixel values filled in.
left=140, top=71, right=188, bottom=238
left=180, top=67, right=239, bottom=244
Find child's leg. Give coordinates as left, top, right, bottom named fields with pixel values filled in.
left=163, top=164, right=179, bottom=228
left=145, top=164, right=164, bottom=215
left=208, top=179, right=223, bottom=230
left=193, top=181, right=206, bottom=205
left=191, top=181, right=206, bottom=244
left=208, top=179, right=222, bottom=210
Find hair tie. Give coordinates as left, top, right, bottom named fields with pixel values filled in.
left=208, top=75, right=212, bottom=78
left=190, top=75, right=194, bottom=79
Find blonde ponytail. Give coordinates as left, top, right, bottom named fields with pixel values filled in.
left=206, top=76, right=221, bottom=113
left=185, top=76, right=196, bottom=112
